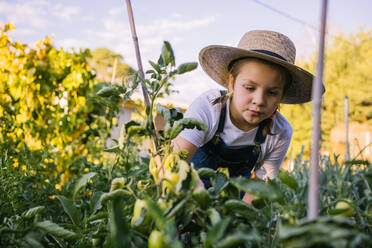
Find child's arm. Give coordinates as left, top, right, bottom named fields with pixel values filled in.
left=172, top=136, right=198, bottom=163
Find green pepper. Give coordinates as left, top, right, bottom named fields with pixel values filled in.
left=148, top=230, right=165, bottom=248
left=131, top=199, right=152, bottom=234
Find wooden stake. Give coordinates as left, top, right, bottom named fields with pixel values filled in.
left=111, top=58, right=117, bottom=84
left=124, top=0, right=163, bottom=175
left=345, top=96, right=350, bottom=161
left=125, top=0, right=150, bottom=107
left=308, top=0, right=328, bottom=220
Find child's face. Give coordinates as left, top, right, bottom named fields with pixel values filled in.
left=228, top=59, right=286, bottom=131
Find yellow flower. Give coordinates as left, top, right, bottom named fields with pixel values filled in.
left=12, top=158, right=19, bottom=168
left=6, top=132, right=16, bottom=139
left=55, top=183, right=62, bottom=191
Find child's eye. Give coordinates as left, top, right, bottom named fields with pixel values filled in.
left=244, top=86, right=254, bottom=91
left=268, top=91, right=279, bottom=96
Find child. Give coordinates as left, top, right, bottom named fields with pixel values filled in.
left=172, top=30, right=324, bottom=203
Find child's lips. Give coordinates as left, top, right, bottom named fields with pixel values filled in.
left=249, top=110, right=262, bottom=116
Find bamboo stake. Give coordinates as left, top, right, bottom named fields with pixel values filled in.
left=345, top=96, right=350, bottom=160
left=308, top=0, right=328, bottom=220
left=124, top=0, right=163, bottom=175
left=111, top=58, right=117, bottom=84
left=125, top=0, right=150, bottom=107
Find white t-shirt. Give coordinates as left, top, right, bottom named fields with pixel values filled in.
left=179, top=89, right=293, bottom=180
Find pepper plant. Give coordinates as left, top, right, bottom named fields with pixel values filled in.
left=1, top=36, right=372, bottom=248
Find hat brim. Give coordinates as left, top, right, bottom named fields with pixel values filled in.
left=199, top=45, right=324, bottom=104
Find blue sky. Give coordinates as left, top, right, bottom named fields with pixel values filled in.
left=1, top=0, right=371, bottom=104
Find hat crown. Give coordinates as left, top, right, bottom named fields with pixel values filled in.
left=237, top=30, right=296, bottom=64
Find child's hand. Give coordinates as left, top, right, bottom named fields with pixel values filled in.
left=242, top=193, right=255, bottom=205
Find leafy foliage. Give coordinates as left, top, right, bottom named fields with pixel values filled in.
left=281, top=29, right=372, bottom=157
left=0, top=24, right=121, bottom=185
left=88, top=48, right=134, bottom=82
left=1, top=25, right=371, bottom=248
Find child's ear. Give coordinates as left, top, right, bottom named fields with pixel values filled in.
left=228, top=74, right=234, bottom=92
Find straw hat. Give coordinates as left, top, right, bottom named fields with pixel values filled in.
left=199, top=30, right=325, bottom=104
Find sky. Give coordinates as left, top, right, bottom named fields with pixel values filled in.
left=1, top=0, right=371, bottom=105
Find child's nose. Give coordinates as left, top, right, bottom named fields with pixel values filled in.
left=252, top=91, right=265, bottom=106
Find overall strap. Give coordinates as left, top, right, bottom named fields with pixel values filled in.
left=254, top=122, right=267, bottom=144
left=215, top=90, right=227, bottom=135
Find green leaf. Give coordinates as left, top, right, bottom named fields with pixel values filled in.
left=157, top=105, right=184, bottom=134
left=215, top=229, right=259, bottom=248
left=223, top=199, right=258, bottom=219
left=126, top=125, right=146, bottom=139
left=207, top=208, right=221, bottom=226
left=56, top=195, right=81, bottom=226
left=90, top=191, right=104, bottom=215
left=145, top=198, right=166, bottom=229
left=192, top=187, right=211, bottom=209
left=157, top=54, right=164, bottom=66
left=109, top=198, right=131, bottom=247
left=176, top=62, right=198, bottom=74
left=278, top=170, right=298, bottom=190
left=161, top=41, right=175, bottom=66
left=35, top=220, right=80, bottom=240
left=205, top=217, right=230, bottom=247
left=110, top=177, right=126, bottom=191
left=24, top=206, right=45, bottom=219
left=230, top=177, right=281, bottom=201
left=73, top=172, right=96, bottom=200
left=214, top=172, right=229, bottom=194
left=149, top=60, right=162, bottom=73
left=24, top=232, right=44, bottom=247
left=96, top=86, right=119, bottom=97
left=198, top=167, right=217, bottom=178
left=88, top=95, right=120, bottom=113
left=215, top=233, right=247, bottom=248
left=100, top=189, right=132, bottom=204
left=168, top=118, right=208, bottom=139
left=251, top=197, right=266, bottom=209
left=103, top=145, right=120, bottom=152
left=165, top=198, right=188, bottom=219
left=156, top=104, right=172, bottom=125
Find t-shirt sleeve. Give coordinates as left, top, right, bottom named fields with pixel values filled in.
left=178, top=90, right=220, bottom=147
left=255, top=118, right=293, bottom=180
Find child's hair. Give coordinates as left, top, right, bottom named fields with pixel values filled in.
left=227, top=57, right=292, bottom=136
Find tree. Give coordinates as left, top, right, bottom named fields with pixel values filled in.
left=280, top=29, right=372, bottom=157
left=89, top=48, right=134, bottom=82
left=0, top=24, right=120, bottom=183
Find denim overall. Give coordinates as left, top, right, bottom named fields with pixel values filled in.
left=191, top=91, right=267, bottom=195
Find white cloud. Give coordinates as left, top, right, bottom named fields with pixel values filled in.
left=0, top=0, right=50, bottom=28
left=88, top=20, right=131, bottom=42
left=137, top=16, right=216, bottom=36
left=95, top=15, right=216, bottom=43
left=80, top=14, right=217, bottom=80
left=52, top=4, right=80, bottom=20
